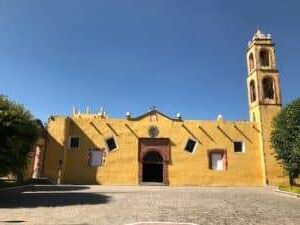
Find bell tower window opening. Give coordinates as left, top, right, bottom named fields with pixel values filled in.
left=249, top=80, right=256, bottom=103
left=249, top=53, right=254, bottom=72
left=263, top=77, right=275, bottom=99
left=259, top=49, right=270, bottom=67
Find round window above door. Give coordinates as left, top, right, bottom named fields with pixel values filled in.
left=148, top=126, right=159, bottom=138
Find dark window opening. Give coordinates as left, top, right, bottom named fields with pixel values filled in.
left=234, top=141, right=244, bottom=153
left=184, top=138, right=197, bottom=153
left=250, top=80, right=256, bottom=102
left=106, top=137, right=117, bottom=151
left=70, top=137, right=79, bottom=148
left=263, top=77, right=275, bottom=99
left=249, top=53, right=254, bottom=71
left=259, top=50, right=269, bottom=66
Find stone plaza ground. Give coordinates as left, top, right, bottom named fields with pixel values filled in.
left=0, top=185, right=299, bottom=225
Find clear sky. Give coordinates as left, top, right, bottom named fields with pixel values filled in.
left=0, top=0, right=299, bottom=122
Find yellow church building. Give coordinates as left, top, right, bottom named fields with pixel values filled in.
left=41, top=30, right=288, bottom=186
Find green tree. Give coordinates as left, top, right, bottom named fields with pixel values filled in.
left=271, top=98, right=300, bottom=185
left=0, top=95, right=39, bottom=183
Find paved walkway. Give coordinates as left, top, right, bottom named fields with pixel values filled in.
left=0, top=185, right=299, bottom=225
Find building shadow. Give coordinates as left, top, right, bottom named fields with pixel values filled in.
left=0, top=185, right=111, bottom=208
left=0, top=220, right=26, bottom=224
left=30, top=184, right=90, bottom=192
left=43, top=118, right=101, bottom=184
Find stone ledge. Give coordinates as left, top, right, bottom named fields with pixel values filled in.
left=276, top=189, right=300, bottom=198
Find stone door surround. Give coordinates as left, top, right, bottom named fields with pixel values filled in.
left=138, top=138, right=170, bottom=185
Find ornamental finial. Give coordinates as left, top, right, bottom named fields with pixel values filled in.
left=252, top=27, right=271, bottom=41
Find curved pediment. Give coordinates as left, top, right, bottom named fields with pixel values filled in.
left=127, top=109, right=182, bottom=122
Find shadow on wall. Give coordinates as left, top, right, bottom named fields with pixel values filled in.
left=65, top=119, right=102, bottom=184
left=44, top=117, right=104, bottom=184
left=43, top=130, right=64, bottom=183
left=0, top=185, right=111, bottom=208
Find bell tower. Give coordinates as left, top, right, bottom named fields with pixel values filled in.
left=247, top=29, right=282, bottom=122
left=246, top=29, right=285, bottom=185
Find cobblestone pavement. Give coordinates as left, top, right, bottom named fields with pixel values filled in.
left=0, top=185, right=299, bottom=225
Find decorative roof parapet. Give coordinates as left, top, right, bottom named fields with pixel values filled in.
left=248, top=28, right=272, bottom=48
left=72, top=106, right=108, bottom=119
left=127, top=109, right=183, bottom=122
left=252, top=29, right=272, bottom=40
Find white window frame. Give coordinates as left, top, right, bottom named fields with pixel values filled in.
left=69, top=136, right=80, bottom=149
left=211, top=152, right=225, bottom=171
left=184, top=137, right=198, bottom=154
left=105, top=136, right=119, bottom=152
left=88, top=149, right=105, bottom=167
left=233, top=141, right=245, bottom=153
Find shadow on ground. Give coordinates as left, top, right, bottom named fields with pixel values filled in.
left=0, top=185, right=111, bottom=208
left=30, top=185, right=90, bottom=192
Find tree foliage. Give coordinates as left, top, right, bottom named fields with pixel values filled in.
left=0, top=95, right=39, bottom=182
left=271, top=98, right=300, bottom=185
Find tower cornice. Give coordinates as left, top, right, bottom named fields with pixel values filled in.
left=247, top=68, right=279, bottom=77
left=247, top=42, right=275, bottom=51
left=247, top=29, right=274, bottom=51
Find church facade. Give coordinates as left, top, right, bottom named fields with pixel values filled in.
left=42, top=30, right=288, bottom=186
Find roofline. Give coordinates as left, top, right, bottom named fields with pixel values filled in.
left=127, top=109, right=182, bottom=122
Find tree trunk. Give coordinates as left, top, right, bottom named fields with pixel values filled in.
left=16, top=172, right=23, bottom=184
left=289, top=174, right=295, bottom=186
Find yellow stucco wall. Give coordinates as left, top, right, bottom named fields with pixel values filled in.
left=43, top=113, right=268, bottom=186
left=257, top=105, right=288, bottom=185
left=43, top=117, right=67, bottom=182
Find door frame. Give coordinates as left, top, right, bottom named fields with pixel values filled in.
left=138, top=138, right=170, bottom=185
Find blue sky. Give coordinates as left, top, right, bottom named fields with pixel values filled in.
left=0, top=0, right=299, bottom=122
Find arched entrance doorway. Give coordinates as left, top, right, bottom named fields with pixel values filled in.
left=139, top=138, right=170, bottom=185
left=142, top=151, right=163, bottom=183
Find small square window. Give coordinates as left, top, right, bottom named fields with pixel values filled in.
left=184, top=138, right=198, bottom=154
left=234, top=141, right=245, bottom=153
left=105, top=137, right=118, bottom=151
left=70, top=137, right=79, bottom=148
